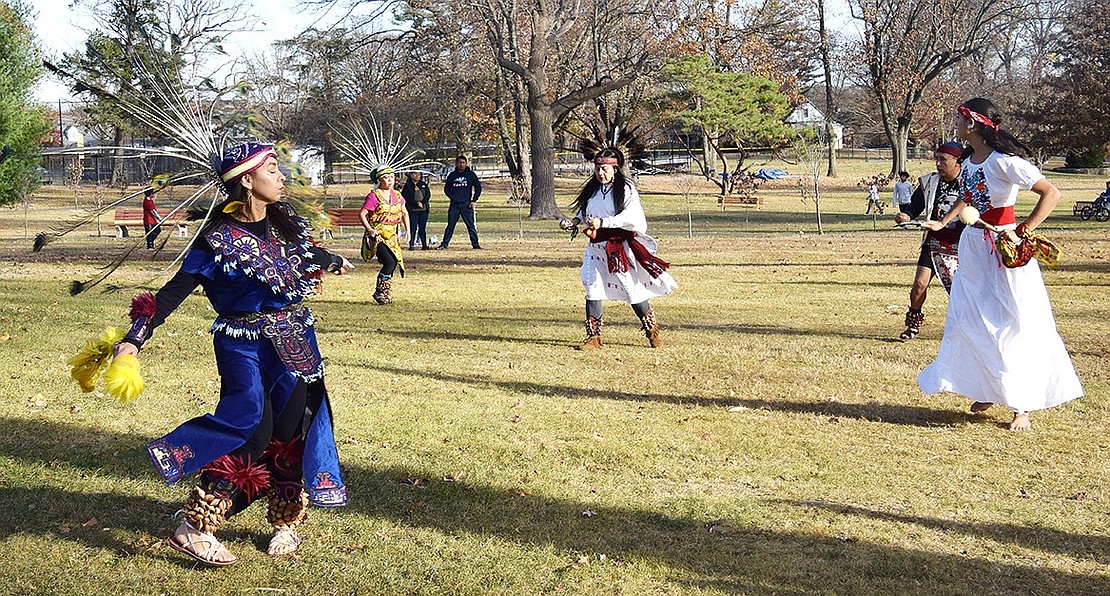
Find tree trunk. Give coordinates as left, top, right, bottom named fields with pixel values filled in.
left=109, top=126, right=126, bottom=187
left=817, top=0, right=837, bottom=177
left=527, top=99, right=561, bottom=218
left=892, top=115, right=911, bottom=175
left=875, top=94, right=907, bottom=176
left=455, top=127, right=473, bottom=158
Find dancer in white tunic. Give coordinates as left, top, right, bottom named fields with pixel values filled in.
left=561, top=147, right=677, bottom=349
left=918, top=98, right=1083, bottom=431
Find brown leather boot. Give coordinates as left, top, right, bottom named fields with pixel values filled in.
left=639, top=309, right=663, bottom=348
left=577, top=316, right=602, bottom=350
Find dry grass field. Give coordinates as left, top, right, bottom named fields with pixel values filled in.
left=0, top=158, right=1105, bottom=594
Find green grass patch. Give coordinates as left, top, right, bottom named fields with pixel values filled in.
left=0, top=159, right=1106, bottom=594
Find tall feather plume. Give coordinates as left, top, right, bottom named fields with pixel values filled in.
left=570, top=104, right=650, bottom=170
left=331, top=115, right=441, bottom=181
left=36, top=15, right=309, bottom=295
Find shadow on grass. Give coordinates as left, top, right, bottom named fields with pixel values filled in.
left=0, top=418, right=1104, bottom=592
left=666, top=321, right=902, bottom=343
left=777, top=499, right=1109, bottom=566
left=340, top=463, right=1109, bottom=594
left=345, top=363, right=975, bottom=427
left=370, top=328, right=571, bottom=348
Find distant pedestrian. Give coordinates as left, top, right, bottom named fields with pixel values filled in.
left=401, top=171, right=431, bottom=250
left=142, top=188, right=162, bottom=249
left=893, top=170, right=912, bottom=209
left=865, top=182, right=884, bottom=214
left=437, top=155, right=482, bottom=249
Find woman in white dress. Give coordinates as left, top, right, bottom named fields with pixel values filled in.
left=560, top=148, right=678, bottom=350
left=918, top=98, right=1083, bottom=430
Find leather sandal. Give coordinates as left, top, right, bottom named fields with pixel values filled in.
left=267, top=529, right=303, bottom=556
left=168, top=521, right=237, bottom=566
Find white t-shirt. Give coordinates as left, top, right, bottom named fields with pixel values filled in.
left=959, top=151, right=1044, bottom=211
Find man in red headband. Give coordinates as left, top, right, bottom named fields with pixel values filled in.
left=894, top=141, right=966, bottom=340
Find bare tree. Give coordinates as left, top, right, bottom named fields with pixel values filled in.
left=817, top=0, right=837, bottom=177
left=472, top=0, right=664, bottom=218
left=849, top=0, right=1018, bottom=175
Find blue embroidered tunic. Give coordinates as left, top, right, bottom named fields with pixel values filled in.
left=143, top=210, right=348, bottom=507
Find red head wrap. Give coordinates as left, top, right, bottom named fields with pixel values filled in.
left=594, top=156, right=619, bottom=166
left=957, top=105, right=998, bottom=131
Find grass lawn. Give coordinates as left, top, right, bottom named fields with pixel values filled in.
left=0, top=158, right=1106, bottom=594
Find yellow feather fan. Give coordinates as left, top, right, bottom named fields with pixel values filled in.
left=68, top=327, right=124, bottom=393
left=103, top=353, right=144, bottom=403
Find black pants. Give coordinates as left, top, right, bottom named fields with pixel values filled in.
left=377, top=243, right=398, bottom=278
left=587, top=299, right=650, bottom=320
left=441, top=202, right=479, bottom=247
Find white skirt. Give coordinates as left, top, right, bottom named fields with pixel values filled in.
left=918, top=225, right=1083, bottom=412
left=581, top=235, right=677, bottom=304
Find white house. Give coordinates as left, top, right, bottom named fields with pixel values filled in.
left=786, top=102, right=844, bottom=149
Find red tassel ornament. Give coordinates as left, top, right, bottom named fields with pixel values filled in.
left=129, top=292, right=156, bottom=321
left=203, top=454, right=272, bottom=502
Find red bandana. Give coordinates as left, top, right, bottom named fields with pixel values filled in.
left=958, top=105, right=998, bottom=130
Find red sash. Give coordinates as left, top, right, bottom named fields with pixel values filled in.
left=980, top=205, right=1015, bottom=226
left=589, top=229, right=670, bottom=279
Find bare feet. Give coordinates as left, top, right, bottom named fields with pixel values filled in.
left=1009, top=412, right=1032, bottom=431
left=168, top=521, right=237, bottom=566
left=267, top=529, right=302, bottom=556
left=970, top=401, right=993, bottom=413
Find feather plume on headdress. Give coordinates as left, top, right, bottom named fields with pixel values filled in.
left=332, top=116, right=441, bottom=183
left=36, top=27, right=317, bottom=295
left=571, top=104, right=650, bottom=170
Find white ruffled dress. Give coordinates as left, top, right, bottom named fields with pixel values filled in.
left=917, top=152, right=1083, bottom=412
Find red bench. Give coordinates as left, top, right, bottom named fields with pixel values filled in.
left=319, top=208, right=364, bottom=239
left=112, top=208, right=190, bottom=238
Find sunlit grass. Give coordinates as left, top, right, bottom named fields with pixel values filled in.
left=0, top=159, right=1105, bottom=594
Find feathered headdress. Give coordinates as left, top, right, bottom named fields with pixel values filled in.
left=35, top=30, right=317, bottom=295
left=331, top=116, right=440, bottom=183
left=573, top=105, right=649, bottom=170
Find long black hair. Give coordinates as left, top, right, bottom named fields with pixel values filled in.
left=960, top=98, right=1033, bottom=159
left=190, top=182, right=309, bottom=243
left=569, top=149, right=629, bottom=217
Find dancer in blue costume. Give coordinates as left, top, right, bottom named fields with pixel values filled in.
left=114, top=142, right=353, bottom=566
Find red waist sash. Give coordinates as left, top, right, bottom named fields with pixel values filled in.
left=980, top=205, right=1015, bottom=226
left=589, top=228, right=670, bottom=279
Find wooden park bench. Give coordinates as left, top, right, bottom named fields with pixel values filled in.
left=113, top=208, right=190, bottom=238
left=718, top=195, right=764, bottom=210
left=319, top=208, right=364, bottom=239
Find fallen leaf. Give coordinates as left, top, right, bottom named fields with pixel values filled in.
left=81, top=517, right=98, bottom=528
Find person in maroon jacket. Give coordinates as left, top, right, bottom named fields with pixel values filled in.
left=142, top=188, right=162, bottom=249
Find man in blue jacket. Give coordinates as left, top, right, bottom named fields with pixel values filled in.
left=437, top=155, right=482, bottom=249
